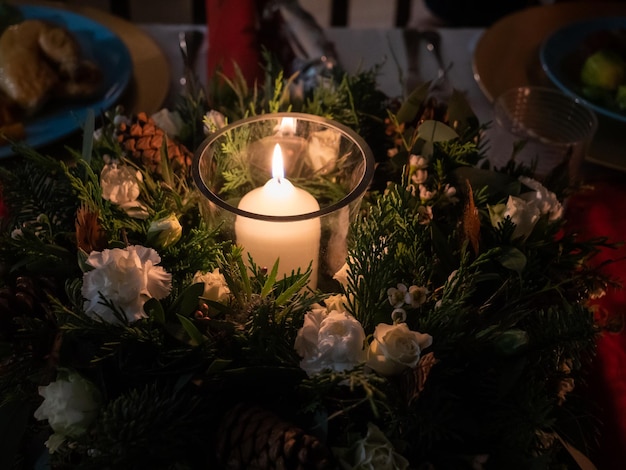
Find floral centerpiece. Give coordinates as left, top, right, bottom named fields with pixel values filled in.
left=0, top=59, right=616, bottom=470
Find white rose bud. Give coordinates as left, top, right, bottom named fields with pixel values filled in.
left=192, top=268, right=230, bottom=303
left=489, top=196, right=540, bottom=240
left=147, top=214, right=183, bottom=249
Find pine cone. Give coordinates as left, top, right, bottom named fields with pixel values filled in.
left=116, top=111, right=193, bottom=176
left=216, top=403, right=333, bottom=470
left=0, top=275, right=58, bottom=358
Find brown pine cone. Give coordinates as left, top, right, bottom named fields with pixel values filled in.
left=116, top=111, right=193, bottom=176
left=216, top=403, right=333, bottom=470
left=0, top=275, right=57, bottom=355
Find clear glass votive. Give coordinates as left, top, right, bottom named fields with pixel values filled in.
left=192, top=112, right=375, bottom=290
left=487, top=86, right=598, bottom=183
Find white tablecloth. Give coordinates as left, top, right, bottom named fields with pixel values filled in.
left=139, top=24, right=493, bottom=121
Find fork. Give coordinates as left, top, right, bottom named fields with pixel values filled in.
left=421, top=30, right=453, bottom=102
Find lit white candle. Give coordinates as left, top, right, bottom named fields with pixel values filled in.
left=235, top=144, right=321, bottom=288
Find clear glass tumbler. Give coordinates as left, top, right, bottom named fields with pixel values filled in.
left=487, top=86, right=598, bottom=183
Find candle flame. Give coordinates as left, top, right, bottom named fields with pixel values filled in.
left=272, top=144, right=285, bottom=181
left=279, top=117, right=296, bottom=135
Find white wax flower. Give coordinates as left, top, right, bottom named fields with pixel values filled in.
left=387, top=283, right=408, bottom=308
left=343, top=422, right=409, bottom=470
left=82, top=245, right=172, bottom=323
left=295, top=308, right=367, bottom=376
left=405, top=285, right=429, bottom=308
left=147, top=214, right=183, bottom=249
left=34, top=370, right=100, bottom=453
left=100, top=162, right=148, bottom=219
left=367, top=322, right=433, bottom=376
left=489, top=195, right=540, bottom=240
left=192, top=268, right=230, bottom=303
left=518, top=176, right=564, bottom=221
left=409, top=154, right=428, bottom=185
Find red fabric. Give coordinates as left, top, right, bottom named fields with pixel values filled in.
left=205, top=0, right=263, bottom=86
left=0, top=186, right=7, bottom=220
left=566, top=176, right=626, bottom=469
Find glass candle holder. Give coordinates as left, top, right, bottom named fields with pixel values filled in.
left=192, top=112, right=375, bottom=290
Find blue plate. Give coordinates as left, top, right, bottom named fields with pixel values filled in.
left=540, top=16, right=626, bottom=123
left=0, top=5, right=132, bottom=158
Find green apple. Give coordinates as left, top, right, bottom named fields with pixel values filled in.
left=580, top=50, right=626, bottom=91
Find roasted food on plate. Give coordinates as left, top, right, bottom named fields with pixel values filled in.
left=0, top=18, right=103, bottom=145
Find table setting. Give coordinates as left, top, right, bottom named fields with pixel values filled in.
left=1, top=1, right=626, bottom=469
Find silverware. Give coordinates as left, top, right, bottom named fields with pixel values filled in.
left=178, top=30, right=204, bottom=89
left=403, top=28, right=422, bottom=94
left=421, top=30, right=453, bottom=102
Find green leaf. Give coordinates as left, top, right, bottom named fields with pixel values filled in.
left=260, top=258, right=280, bottom=298
left=396, top=81, right=431, bottom=124
left=498, top=246, right=527, bottom=273
left=168, top=282, right=204, bottom=318
left=176, top=314, right=206, bottom=346
left=417, top=120, right=459, bottom=143
left=206, top=358, right=234, bottom=374
left=81, top=109, right=95, bottom=165
left=446, top=89, right=480, bottom=136
left=144, top=297, right=165, bottom=324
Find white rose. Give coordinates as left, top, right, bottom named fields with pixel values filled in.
left=518, top=176, right=564, bottom=221
left=489, top=195, right=540, bottom=240
left=34, top=370, right=100, bottom=453
left=192, top=268, right=230, bottom=303
left=295, top=308, right=367, bottom=376
left=100, top=163, right=148, bottom=219
left=367, top=322, right=433, bottom=376
left=82, top=245, right=172, bottom=323
left=343, top=422, right=409, bottom=470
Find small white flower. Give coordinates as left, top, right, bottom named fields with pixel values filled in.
left=192, top=268, right=230, bottom=303
left=10, top=228, right=23, bottom=239
left=81, top=245, right=172, bottom=324
left=405, top=285, right=429, bottom=307
left=295, top=308, right=367, bottom=376
left=342, top=422, right=409, bottom=470
left=518, top=176, right=564, bottom=221
left=419, top=184, right=436, bottom=201
left=151, top=108, right=184, bottom=138
left=34, top=370, right=100, bottom=453
left=203, top=110, right=227, bottom=134
left=100, top=162, right=148, bottom=219
left=387, top=283, right=408, bottom=308
left=409, top=154, right=429, bottom=185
